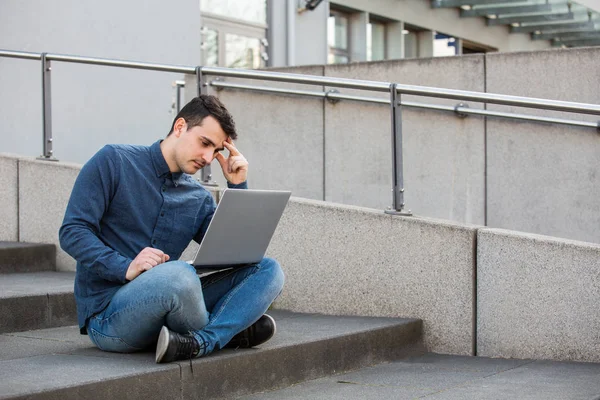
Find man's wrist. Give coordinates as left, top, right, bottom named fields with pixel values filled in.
left=227, top=180, right=248, bottom=189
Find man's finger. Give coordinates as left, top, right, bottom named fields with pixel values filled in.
left=230, top=159, right=246, bottom=172
left=223, top=141, right=240, bottom=156
left=146, top=247, right=165, bottom=256
left=142, top=261, right=155, bottom=271
left=215, top=152, right=228, bottom=171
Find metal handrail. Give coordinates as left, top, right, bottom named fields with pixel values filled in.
left=200, top=65, right=600, bottom=116
left=209, top=80, right=600, bottom=129
left=0, top=50, right=195, bottom=74
left=2, top=48, right=599, bottom=215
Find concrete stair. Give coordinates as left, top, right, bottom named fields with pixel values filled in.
left=0, top=242, right=424, bottom=400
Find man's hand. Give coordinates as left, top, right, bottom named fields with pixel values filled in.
left=215, top=139, right=248, bottom=185
left=126, top=247, right=170, bottom=281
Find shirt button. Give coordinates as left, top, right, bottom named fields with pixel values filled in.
left=160, top=212, right=165, bottom=217
left=162, top=187, right=166, bottom=192
left=152, top=240, right=157, bottom=245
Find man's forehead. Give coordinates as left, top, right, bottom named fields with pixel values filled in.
left=200, top=134, right=226, bottom=151
left=189, top=122, right=227, bottom=144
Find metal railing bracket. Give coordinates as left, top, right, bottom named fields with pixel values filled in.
left=455, top=102, right=470, bottom=118
left=325, top=89, right=341, bottom=104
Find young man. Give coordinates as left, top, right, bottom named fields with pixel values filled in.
left=59, top=95, right=284, bottom=363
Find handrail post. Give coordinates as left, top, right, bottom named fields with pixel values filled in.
left=196, top=66, right=217, bottom=186
left=175, top=80, right=185, bottom=113
left=38, top=53, right=57, bottom=161
left=385, top=83, right=411, bottom=216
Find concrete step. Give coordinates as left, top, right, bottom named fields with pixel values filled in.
left=0, top=310, right=423, bottom=400
left=238, top=353, right=600, bottom=399
left=0, top=242, right=56, bottom=273
left=0, top=271, right=76, bottom=333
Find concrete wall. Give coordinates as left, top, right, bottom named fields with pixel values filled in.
left=0, top=0, right=200, bottom=164
left=211, top=66, right=326, bottom=200
left=0, top=155, right=19, bottom=241
left=477, top=228, right=600, bottom=363
left=485, top=47, right=600, bottom=244
left=267, top=197, right=478, bottom=355
left=18, top=159, right=82, bottom=271
left=324, top=55, right=486, bottom=224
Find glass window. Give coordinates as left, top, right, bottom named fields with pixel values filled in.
left=328, top=11, right=350, bottom=64
left=225, top=33, right=261, bottom=69
left=203, top=29, right=218, bottom=67
left=200, top=0, right=266, bottom=24
left=367, top=21, right=385, bottom=61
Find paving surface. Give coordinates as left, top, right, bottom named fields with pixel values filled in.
left=240, top=353, right=600, bottom=400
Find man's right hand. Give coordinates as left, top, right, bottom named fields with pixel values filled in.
left=126, top=247, right=170, bottom=281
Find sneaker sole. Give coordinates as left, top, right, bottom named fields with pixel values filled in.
left=155, top=326, right=170, bottom=363
left=262, top=314, right=276, bottom=344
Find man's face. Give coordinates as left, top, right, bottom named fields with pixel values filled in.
left=173, top=116, right=228, bottom=175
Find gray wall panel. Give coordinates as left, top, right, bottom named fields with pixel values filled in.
left=486, top=47, right=600, bottom=243
left=324, top=56, right=486, bottom=224
left=18, top=159, right=80, bottom=271
left=269, top=198, right=478, bottom=355
left=0, top=155, right=19, bottom=241
left=213, top=66, right=325, bottom=200
left=477, top=228, right=600, bottom=362
left=0, top=0, right=200, bottom=164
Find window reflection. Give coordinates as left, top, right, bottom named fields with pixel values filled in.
left=328, top=11, right=350, bottom=64
left=225, top=34, right=261, bottom=69
left=200, top=0, right=266, bottom=24
left=367, top=21, right=385, bottom=61
left=203, top=29, right=218, bottom=66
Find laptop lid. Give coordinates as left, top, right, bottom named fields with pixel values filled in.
left=192, top=188, right=291, bottom=268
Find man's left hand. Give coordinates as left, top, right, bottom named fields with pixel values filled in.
left=215, top=139, right=248, bottom=185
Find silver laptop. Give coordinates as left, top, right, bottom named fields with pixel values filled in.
left=190, top=188, right=291, bottom=273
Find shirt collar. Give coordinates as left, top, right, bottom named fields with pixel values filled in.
left=150, top=140, right=184, bottom=185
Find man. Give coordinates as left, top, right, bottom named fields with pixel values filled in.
left=59, top=95, right=284, bottom=363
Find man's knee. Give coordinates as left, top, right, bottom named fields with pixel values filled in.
left=150, top=261, right=201, bottom=294
left=260, top=257, right=285, bottom=292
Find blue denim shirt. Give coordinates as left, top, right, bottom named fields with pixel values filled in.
left=59, top=140, right=247, bottom=333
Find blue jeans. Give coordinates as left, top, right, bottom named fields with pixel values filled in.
left=86, top=258, right=284, bottom=356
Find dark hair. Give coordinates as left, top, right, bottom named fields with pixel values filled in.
left=167, top=95, right=237, bottom=139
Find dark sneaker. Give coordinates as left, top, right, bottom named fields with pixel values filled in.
left=225, top=314, right=276, bottom=349
left=155, top=326, right=201, bottom=363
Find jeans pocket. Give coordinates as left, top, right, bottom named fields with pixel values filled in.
left=88, top=327, right=141, bottom=353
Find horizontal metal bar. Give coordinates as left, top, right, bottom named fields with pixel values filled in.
left=553, top=32, right=600, bottom=41
left=461, top=107, right=598, bottom=128
left=327, top=92, right=388, bottom=104
left=488, top=12, right=574, bottom=26
left=532, top=28, right=599, bottom=40
left=210, top=80, right=599, bottom=129
left=213, top=77, right=600, bottom=116
left=46, top=53, right=196, bottom=74
left=394, top=84, right=600, bottom=115
left=201, top=66, right=391, bottom=92
left=432, top=0, right=522, bottom=8
left=558, top=38, right=600, bottom=46
left=211, top=80, right=328, bottom=98
left=0, top=49, right=42, bottom=60
left=511, top=21, right=594, bottom=33
left=210, top=71, right=600, bottom=115
left=461, top=4, right=551, bottom=18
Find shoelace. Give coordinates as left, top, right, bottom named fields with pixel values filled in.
left=185, top=332, right=207, bottom=375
